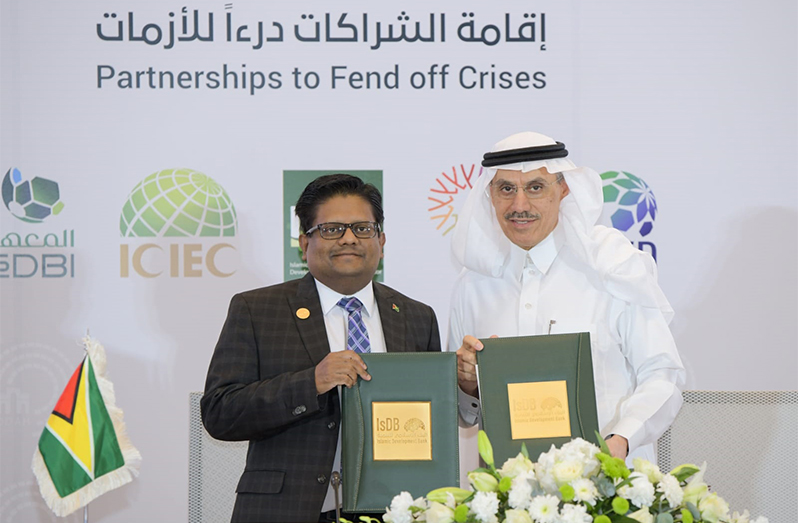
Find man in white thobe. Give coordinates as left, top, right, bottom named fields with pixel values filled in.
left=451, top=131, right=685, bottom=462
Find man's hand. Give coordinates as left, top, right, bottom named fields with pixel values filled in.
left=315, top=351, right=371, bottom=394
left=606, top=434, right=629, bottom=459
left=456, top=335, right=496, bottom=397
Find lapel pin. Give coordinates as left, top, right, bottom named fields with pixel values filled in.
left=392, top=303, right=400, bottom=313
left=296, top=308, right=310, bottom=320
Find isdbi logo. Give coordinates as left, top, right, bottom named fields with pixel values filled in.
left=600, top=170, right=658, bottom=260
left=2, top=168, right=64, bottom=223
left=0, top=168, right=74, bottom=279
left=119, top=168, right=238, bottom=278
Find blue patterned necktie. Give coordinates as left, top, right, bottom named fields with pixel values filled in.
left=337, top=297, right=371, bottom=354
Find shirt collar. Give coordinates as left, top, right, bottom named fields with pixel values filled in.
left=315, top=278, right=377, bottom=317
left=508, top=221, right=565, bottom=280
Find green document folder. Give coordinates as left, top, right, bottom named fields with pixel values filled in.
left=341, top=352, right=459, bottom=513
left=476, top=333, right=599, bottom=464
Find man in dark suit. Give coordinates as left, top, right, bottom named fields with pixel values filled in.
left=201, top=174, right=441, bottom=523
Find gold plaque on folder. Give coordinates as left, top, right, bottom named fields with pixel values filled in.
left=507, top=380, right=571, bottom=440
left=372, top=402, right=432, bottom=461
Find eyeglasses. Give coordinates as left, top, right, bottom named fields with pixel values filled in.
left=305, top=221, right=382, bottom=240
left=489, top=174, right=564, bottom=200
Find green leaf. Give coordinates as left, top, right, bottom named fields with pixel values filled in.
left=498, top=476, right=513, bottom=493
left=655, top=513, right=674, bottom=523
left=685, top=502, right=701, bottom=520
left=594, top=476, right=616, bottom=498
left=607, top=515, right=640, bottom=523
left=478, top=430, right=495, bottom=468
left=596, top=431, right=611, bottom=454
left=427, top=487, right=473, bottom=504
left=520, top=442, right=529, bottom=459
left=613, top=477, right=633, bottom=490
left=680, top=508, right=694, bottom=523
left=670, top=464, right=700, bottom=483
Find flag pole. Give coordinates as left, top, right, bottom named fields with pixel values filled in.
left=84, top=329, right=89, bottom=523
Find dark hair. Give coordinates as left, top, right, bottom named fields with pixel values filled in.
left=295, top=174, right=384, bottom=234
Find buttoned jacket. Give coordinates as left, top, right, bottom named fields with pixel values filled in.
left=201, top=273, right=441, bottom=523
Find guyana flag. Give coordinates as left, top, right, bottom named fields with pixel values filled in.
left=32, top=336, right=141, bottom=516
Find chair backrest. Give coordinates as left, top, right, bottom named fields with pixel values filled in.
left=657, top=390, right=798, bottom=521
left=188, top=392, right=248, bottom=523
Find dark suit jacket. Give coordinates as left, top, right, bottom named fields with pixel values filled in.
left=201, top=273, right=441, bottom=523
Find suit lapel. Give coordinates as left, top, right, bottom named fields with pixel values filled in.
left=375, top=283, right=407, bottom=353
left=287, top=273, right=331, bottom=366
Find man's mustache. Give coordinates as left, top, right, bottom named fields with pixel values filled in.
left=504, top=211, right=541, bottom=220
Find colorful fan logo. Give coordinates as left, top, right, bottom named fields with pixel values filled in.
left=427, top=164, right=482, bottom=236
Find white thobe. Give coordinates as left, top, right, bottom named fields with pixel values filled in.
left=448, top=224, right=685, bottom=462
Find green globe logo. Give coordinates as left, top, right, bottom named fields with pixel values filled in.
left=120, top=169, right=237, bottom=237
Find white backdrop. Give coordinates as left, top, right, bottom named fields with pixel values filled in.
left=1, top=0, right=796, bottom=521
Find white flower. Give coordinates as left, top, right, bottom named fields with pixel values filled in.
left=551, top=458, right=585, bottom=486
left=499, top=453, right=536, bottom=478
left=469, top=491, right=500, bottom=523
left=730, top=510, right=767, bottom=523
left=425, top=501, right=454, bottom=523
left=627, top=507, right=654, bottom=523
left=656, top=474, right=683, bottom=507
left=570, top=478, right=598, bottom=505
left=560, top=438, right=601, bottom=458
left=504, top=508, right=533, bottom=523
left=528, top=494, right=560, bottom=523
left=445, top=492, right=457, bottom=509
left=508, top=471, right=534, bottom=510
left=682, top=462, right=709, bottom=505
left=384, top=492, right=415, bottom=523
left=698, top=492, right=730, bottom=523
left=559, top=438, right=601, bottom=476
left=618, top=472, right=655, bottom=508
left=632, top=458, right=663, bottom=483
left=559, top=503, right=592, bottom=523
left=469, top=471, right=499, bottom=492
left=535, top=439, right=600, bottom=495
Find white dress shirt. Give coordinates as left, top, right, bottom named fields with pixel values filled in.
left=448, top=224, right=685, bottom=463
left=315, top=279, right=386, bottom=511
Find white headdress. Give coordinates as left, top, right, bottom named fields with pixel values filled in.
left=451, top=131, right=674, bottom=321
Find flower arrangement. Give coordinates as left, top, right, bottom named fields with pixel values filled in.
left=381, top=431, right=767, bottom=523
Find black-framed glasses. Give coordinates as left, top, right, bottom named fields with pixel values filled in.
left=489, top=173, right=565, bottom=200
left=305, top=221, right=382, bottom=240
